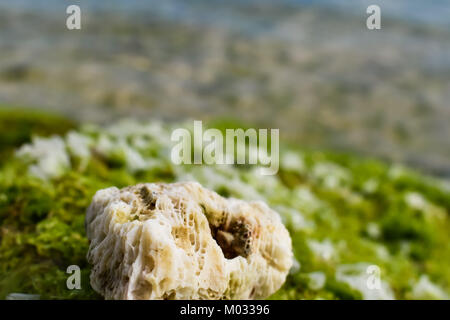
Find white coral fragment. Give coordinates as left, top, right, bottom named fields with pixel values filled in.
left=86, top=182, right=292, bottom=300
left=16, top=136, right=70, bottom=180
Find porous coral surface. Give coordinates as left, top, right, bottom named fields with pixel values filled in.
left=86, top=182, right=292, bottom=299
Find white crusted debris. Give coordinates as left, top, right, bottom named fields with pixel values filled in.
left=308, top=239, right=336, bottom=262
left=6, top=293, right=40, bottom=300
left=86, top=181, right=293, bottom=300
left=308, top=272, right=326, bottom=291
left=16, top=136, right=70, bottom=180
left=411, top=275, right=448, bottom=300
left=335, top=263, right=395, bottom=300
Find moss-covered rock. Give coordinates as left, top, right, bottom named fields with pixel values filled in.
left=0, top=113, right=449, bottom=299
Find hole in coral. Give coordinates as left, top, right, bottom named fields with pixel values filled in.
left=206, top=212, right=253, bottom=259
left=139, top=186, right=156, bottom=210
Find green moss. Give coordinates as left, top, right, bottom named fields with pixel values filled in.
left=325, top=278, right=363, bottom=300
left=0, top=106, right=75, bottom=164
left=0, top=111, right=449, bottom=300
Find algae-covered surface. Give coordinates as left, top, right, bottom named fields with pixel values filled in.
left=0, top=109, right=449, bottom=300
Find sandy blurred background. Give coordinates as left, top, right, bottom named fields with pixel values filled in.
left=0, top=0, right=449, bottom=176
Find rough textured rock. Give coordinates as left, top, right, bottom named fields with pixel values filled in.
left=85, top=182, right=292, bottom=300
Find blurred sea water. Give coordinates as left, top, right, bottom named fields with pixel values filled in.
left=4, top=0, right=450, bottom=27
left=0, top=0, right=449, bottom=176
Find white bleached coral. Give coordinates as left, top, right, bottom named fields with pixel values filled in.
left=335, top=263, right=394, bottom=300
left=15, top=136, right=70, bottom=180
left=85, top=181, right=292, bottom=300
left=411, top=275, right=448, bottom=300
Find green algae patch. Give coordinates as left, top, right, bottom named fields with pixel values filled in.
left=0, top=107, right=76, bottom=165
left=0, top=115, right=449, bottom=300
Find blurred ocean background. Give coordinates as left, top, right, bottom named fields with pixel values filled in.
left=0, top=0, right=449, bottom=175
